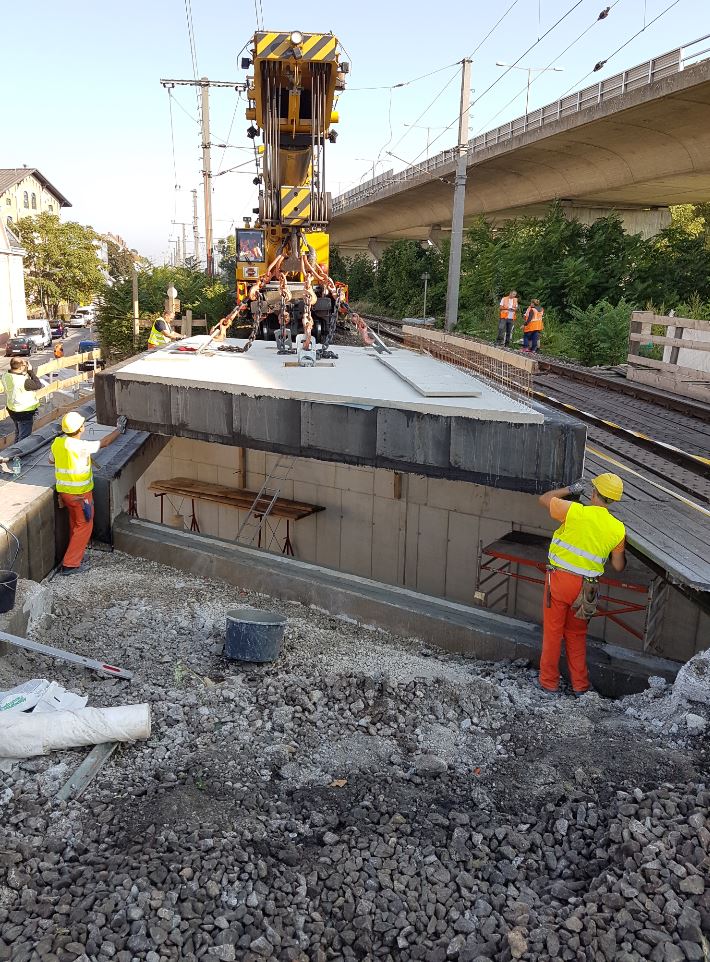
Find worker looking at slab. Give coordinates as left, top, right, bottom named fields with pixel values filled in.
left=1, top=358, right=42, bottom=443
left=538, top=473, right=627, bottom=695
left=147, top=312, right=184, bottom=349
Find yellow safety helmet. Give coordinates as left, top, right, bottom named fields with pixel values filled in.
left=61, top=412, right=86, bottom=435
left=592, top=473, right=623, bottom=501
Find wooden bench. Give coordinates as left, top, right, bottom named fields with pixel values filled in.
left=147, top=477, right=325, bottom=556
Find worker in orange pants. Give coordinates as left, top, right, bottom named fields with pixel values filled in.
left=59, top=492, right=95, bottom=569
left=540, top=568, right=592, bottom=692
left=538, top=473, right=627, bottom=695
left=50, top=411, right=126, bottom=574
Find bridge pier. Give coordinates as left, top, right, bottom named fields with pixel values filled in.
left=559, top=202, right=671, bottom=240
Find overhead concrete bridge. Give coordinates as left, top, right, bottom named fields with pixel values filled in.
left=330, top=36, right=710, bottom=256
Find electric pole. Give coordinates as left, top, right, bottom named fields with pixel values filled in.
left=192, top=189, right=199, bottom=262
left=160, top=77, right=246, bottom=277
left=200, top=78, right=214, bottom=276
left=445, top=58, right=472, bottom=332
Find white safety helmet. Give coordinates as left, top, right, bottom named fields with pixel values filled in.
left=61, top=412, right=85, bottom=435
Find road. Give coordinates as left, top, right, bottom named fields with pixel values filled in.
left=0, top=326, right=92, bottom=375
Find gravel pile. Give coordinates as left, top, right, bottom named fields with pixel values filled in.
left=0, top=550, right=708, bottom=962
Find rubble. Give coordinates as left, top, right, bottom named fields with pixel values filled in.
left=0, top=550, right=708, bottom=962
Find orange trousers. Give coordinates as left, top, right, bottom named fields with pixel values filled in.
left=539, top=568, right=590, bottom=693
left=60, top=492, right=94, bottom=569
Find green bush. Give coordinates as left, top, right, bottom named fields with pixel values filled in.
left=567, top=300, right=632, bottom=367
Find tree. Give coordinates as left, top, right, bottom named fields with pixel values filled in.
left=97, top=264, right=232, bottom=360
left=105, top=238, right=136, bottom=282
left=13, top=213, right=105, bottom=316
left=217, top=235, right=237, bottom=293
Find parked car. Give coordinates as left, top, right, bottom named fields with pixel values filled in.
left=50, top=320, right=66, bottom=338
left=69, top=307, right=95, bottom=328
left=5, top=336, right=34, bottom=357
left=10, top=320, right=52, bottom=349
left=77, top=339, right=105, bottom=371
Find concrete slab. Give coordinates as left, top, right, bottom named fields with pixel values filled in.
left=97, top=342, right=586, bottom=493
left=115, top=339, right=538, bottom=422
left=376, top=350, right=483, bottom=397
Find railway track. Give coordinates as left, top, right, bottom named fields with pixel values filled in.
left=359, top=313, right=709, bottom=505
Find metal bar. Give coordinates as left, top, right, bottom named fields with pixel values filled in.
left=0, top=630, right=133, bottom=679
left=55, top=742, right=118, bottom=802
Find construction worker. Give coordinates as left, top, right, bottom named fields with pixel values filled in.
left=1, top=358, right=42, bottom=443
left=147, top=311, right=184, bottom=349
left=522, top=299, right=544, bottom=353
left=497, top=290, right=519, bottom=347
left=538, top=473, right=626, bottom=696
left=49, top=411, right=125, bottom=574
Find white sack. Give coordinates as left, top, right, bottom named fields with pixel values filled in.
left=0, top=704, right=151, bottom=758
left=0, top=679, right=52, bottom=714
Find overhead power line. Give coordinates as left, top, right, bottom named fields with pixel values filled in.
left=475, top=2, right=621, bottom=132
left=560, top=0, right=684, bottom=95
left=407, top=0, right=587, bottom=166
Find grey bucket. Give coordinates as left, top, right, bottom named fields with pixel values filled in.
left=225, top=608, right=287, bottom=663
left=0, top=570, right=18, bottom=614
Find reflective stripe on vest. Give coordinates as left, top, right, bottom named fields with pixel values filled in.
left=499, top=297, right=518, bottom=320
left=51, top=436, right=94, bottom=494
left=147, top=320, right=171, bottom=347
left=548, top=503, right=625, bottom=578
left=1, top=372, right=39, bottom=413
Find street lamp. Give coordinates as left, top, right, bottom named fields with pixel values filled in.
left=404, top=124, right=448, bottom=157
left=356, top=158, right=385, bottom=182
left=495, top=62, right=564, bottom=116
left=166, top=285, right=178, bottom=316
left=421, top=272, right=430, bottom=320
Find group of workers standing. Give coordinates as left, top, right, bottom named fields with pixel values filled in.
left=498, top=291, right=544, bottom=352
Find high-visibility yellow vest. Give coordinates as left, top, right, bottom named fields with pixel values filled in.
left=1, top=372, right=39, bottom=413
left=51, top=436, right=94, bottom=495
left=548, top=502, right=625, bottom=578
left=147, top=319, right=171, bottom=348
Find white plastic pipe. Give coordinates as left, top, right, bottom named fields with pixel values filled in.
left=0, top=704, right=151, bottom=758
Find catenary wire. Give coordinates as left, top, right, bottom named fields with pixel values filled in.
left=389, top=0, right=521, bottom=156
left=407, top=0, right=587, bottom=165
left=474, top=2, right=621, bottom=133
left=559, top=0, right=684, bottom=96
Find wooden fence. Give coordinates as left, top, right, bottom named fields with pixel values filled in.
left=627, top=311, right=710, bottom=402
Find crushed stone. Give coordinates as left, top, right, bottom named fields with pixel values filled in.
left=0, top=549, right=707, bottom=962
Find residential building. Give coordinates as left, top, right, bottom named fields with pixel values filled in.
left=0, top=167, right=71, bottom=229
left=0, top=218, right=28, bottom=345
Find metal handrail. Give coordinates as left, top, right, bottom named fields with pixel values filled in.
left=333, top=34, right=710, bottom=213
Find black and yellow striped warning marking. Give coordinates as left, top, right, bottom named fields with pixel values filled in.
left=280, top=186, right=311, bottom=225
left=255, top=32, right=337, bottom=62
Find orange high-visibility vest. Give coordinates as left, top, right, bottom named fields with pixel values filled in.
left=524, top=306, right=544, bottom=332
left=499, top=296, right=518, bottom=321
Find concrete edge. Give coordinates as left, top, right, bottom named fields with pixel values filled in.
left=113, top=514, right=680, bottom=697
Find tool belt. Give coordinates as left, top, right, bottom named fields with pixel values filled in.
left=547, top=567, right=599, bottom=621
left=572, top=577, right=599, bottom=621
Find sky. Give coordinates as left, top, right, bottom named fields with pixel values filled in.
left=4, top=0, right=708, bottom=263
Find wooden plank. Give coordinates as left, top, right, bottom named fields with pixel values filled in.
left=631, top=312, right=710, bottom=333
left=148, top=477, right=325, bottom=521
left=626, top=367, right=710, bottom=403
left=629, top=333, right=710, bottom=353
left=37, top=350, right=101, bottom=377
left=55, top=742, right=118, bottom=801
left=627, top=354, right=710, bottom=378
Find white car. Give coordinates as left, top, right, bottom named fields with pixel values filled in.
left=10, top=320, right=52, bottom=349
left=69, top=307, right=95, bottom=328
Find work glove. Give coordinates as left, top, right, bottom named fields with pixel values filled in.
left=117, top=415, right=128, bottom=434
left=568, top=479, right=586, bottom=496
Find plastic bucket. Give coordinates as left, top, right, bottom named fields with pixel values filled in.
left=225, top=607, right=287, bottom=663
left=0, top=569, right=18, bottom=615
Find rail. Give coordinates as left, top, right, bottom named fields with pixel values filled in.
left=333, top=34, right=710, bottom=213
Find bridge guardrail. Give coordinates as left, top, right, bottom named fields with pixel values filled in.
left=333, top=34, right=710, bottom=214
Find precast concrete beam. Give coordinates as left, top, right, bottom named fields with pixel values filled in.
left=95, top=342, right=586, bottom=493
